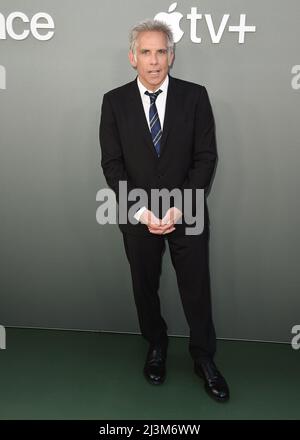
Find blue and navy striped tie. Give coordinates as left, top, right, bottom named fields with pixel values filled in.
left=145, top=89, right=162, bottom=157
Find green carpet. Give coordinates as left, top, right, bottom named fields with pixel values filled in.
left=0, top=328, right=298, bottom=419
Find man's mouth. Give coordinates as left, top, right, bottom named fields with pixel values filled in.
left=149, top=70, right=160, bottom=75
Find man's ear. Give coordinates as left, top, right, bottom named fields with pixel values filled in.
left=128, top=50, right=137, bottom=68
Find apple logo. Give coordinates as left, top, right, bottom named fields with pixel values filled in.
left=154, top=2, right=184, bottom=43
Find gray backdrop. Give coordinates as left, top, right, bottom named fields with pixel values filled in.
left=0, top=0, right=299, bottom=343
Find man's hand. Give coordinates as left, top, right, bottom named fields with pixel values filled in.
left=161, top=207, right=183, bottom=226
left=139, top=209, right=160, bottom=227
left=139, top=208, right=182, bottom=235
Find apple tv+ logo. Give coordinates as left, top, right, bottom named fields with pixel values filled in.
left=154, top=2, right=256, bottom=44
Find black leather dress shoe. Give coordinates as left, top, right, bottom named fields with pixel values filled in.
left=194, top=359, right=230, bottom=402
left=143, top=345, right=167, bottom=385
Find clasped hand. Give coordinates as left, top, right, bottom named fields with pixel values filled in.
left=139, top=207, right=183, bottom=235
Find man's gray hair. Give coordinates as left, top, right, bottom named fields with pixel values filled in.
left=129, top=19, right=174, bottom=61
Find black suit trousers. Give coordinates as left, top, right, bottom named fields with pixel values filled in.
left=122, top=225, right=217, bottom=361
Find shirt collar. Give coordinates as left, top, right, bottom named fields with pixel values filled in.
left=137, top=74, right=169, bottom=98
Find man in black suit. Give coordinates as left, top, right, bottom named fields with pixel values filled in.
left=99, top=19, right=229, bottom=402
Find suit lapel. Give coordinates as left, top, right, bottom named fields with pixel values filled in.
left=159, top=75, right=178, bottom=158
left=128, top=78, right=158, bottom=159
left=128, top=75, right=180, bottom=159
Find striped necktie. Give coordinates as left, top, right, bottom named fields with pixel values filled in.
left=145, top=89, right=162, bottom=157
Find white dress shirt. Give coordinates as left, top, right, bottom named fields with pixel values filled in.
left=133, top=75, right=169, bottom=222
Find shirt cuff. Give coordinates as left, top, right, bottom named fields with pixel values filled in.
left=134, top=206, right=147, bottom=222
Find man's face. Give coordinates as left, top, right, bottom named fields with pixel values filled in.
left=129, top=31, right=174, bottom=91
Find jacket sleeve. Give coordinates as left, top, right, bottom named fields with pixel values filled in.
left=184, top=86, right=217, bottom=191
left=99, top=93, right=137, bottom=211
left=176, top=86, right=217, bottom=217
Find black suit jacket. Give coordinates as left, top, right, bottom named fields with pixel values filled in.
left=99, top=75, right=217, bottom=237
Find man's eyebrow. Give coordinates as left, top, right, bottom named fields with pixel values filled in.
left=139, top=48, right=168, bottom=51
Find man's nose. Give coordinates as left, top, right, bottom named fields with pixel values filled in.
left=150, top=53, right=158, bottom=64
